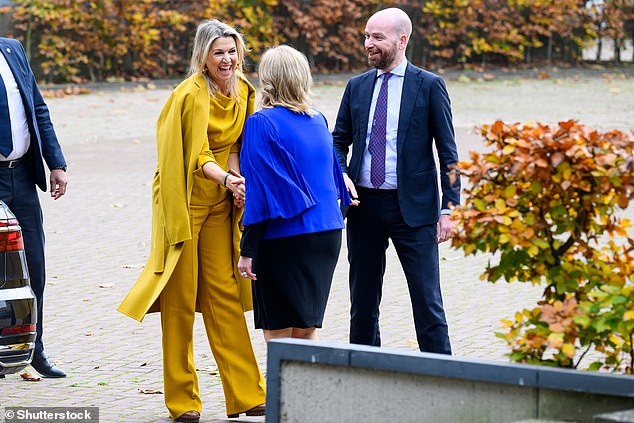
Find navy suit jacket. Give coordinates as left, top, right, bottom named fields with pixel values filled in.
left=333, top=62, right=460, bottom=228
left=0, top=37, right=65, bottom=192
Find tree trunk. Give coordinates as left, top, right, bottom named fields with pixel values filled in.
left=596, top=37, right=602, bottom=61
left=25, top=23, right=31, bottom=61
left=547, top=35, right=553, bottom=63
left=613, top=36, right=621, bottom=63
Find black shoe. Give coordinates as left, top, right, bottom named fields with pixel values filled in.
left=31, top=351, right=66, bottom=378
left=228, top=403, right=265, bottom=418
left=174, top=411, right=200, bottom=422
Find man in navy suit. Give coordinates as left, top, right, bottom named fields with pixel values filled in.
left=0, top=37, right=67, bottom=377
left=333, top=8, right=460, bottom=354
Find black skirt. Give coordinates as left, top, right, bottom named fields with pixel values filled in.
left=252, top=229, right=342, bottom=330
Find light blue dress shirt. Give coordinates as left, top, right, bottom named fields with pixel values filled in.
left=356, top=59, right=451, bottom=215
left=357, top=59, right=407, bottom=190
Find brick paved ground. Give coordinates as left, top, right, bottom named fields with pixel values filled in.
left=1, top=70, right=632, bottom=422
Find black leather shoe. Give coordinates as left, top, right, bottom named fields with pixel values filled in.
left=31, top=351, right=66, bottom=378
left=228, top=403, right=265, bottom=418
left=175, top=411, right=200, bottom=422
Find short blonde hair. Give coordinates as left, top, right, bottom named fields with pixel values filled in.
left=189, top=19, right=247, bottom=101
left=258, top=45, right=313, bottom=115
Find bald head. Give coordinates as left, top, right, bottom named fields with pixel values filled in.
left=368, top=8, right=412, bottom=40
left=364, top=7, right=412, bottom=71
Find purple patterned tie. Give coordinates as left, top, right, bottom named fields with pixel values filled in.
left=368, top=73, right=391, bottom=188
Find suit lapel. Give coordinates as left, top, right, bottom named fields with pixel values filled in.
left=356, top=70, right=377, bottom=145
left=0, top=40, right=22, bottom=83
left=0, top=40, right=33, bottom=114
left=397, top=63, right=422, bottom=154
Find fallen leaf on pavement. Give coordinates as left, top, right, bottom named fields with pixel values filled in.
left=41, top=86, right=92, bottom=98
left=197, top=366, right=218, bottom=375
left=139, top=389, right=163, bottom=394
left=20, top=372, right=42, bottom=382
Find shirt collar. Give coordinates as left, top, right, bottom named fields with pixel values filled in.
left=377, top=59, right=407, bottom=78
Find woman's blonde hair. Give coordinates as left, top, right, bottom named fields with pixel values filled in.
left=189, top=19, right=247, bottom=101
left=258, top=45, right=314, bottom=115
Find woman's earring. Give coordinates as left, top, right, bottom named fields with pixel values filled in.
left=202, top=65, right=208, bottom=75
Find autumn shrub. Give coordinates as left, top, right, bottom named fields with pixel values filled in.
left=9, top=0, right=279, bottom=83
left=10, top=0, right=193, bottom=82
left=451, top=120, right=634, bottom=373
left=273, top=0, right=367, bottom=72
left=6, top=0, right=633, bottom=82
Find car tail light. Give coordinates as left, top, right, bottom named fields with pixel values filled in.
left=0, top=324, right=36, bottom=336
left=0, top=218, right=24, bottom=252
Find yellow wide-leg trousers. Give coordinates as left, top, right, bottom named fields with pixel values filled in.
left=159, top=197, right=265, bottom=418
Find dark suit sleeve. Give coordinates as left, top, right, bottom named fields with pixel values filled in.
left=429, top=77, right=460, bottom=210
left=332, top=81, right=353, bottom=174
left=14, top=41, right=66, bottom=170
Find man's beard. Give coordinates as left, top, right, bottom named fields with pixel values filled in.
left=367, top=46, right=397, bottom=70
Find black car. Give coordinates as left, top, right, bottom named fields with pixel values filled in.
left=0, top=200, right=36, bottom=377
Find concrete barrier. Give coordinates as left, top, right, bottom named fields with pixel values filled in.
left=265, top=339, right=634, bottom=423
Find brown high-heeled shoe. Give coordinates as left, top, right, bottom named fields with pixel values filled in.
left=227, top=403, right=265, bottom=418
left=175, top=410, right=200, bottom=422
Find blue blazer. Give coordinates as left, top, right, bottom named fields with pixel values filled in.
left=333, top=62, right=460, bottom=227
left=0, top=37, right=66, bottom=191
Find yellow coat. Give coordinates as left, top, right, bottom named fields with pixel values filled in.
left=118, top=72, right=255, bottom=322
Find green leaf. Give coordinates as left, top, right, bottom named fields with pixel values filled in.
left=574, top=315, right=591, bottom=328
left=610, top=296, right=627, bottom=305
left=532, top=239, right=550, bottom=250
left=623, top=310, right=634, bottom=321
left=473, top=198, right=487, bottom=212
left=587, top=362, right=603, bottom=371
left=504, top=185, right=517, bottom=198
left=531, top=181, right=542, bottom=194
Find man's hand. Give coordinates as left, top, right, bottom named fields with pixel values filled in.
left=50, top=169, right=67, bottom=200
left=343, top=173, right=360, bottom=206
left=437, top=214, right=454, bottom=243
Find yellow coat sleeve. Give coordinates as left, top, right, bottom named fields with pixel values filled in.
left=155, top=93, right=192, bottom=246
left=155, top=75, right=210, bottom=246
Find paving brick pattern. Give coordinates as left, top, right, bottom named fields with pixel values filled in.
left=1, top=73, right=632, bottom=422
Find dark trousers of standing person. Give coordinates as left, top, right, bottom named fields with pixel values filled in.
left=0, top=155, right=47, bottom=354
left=347, top=187, right=452, bottom=354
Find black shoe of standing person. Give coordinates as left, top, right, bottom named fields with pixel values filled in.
left=31, top=350, right=66, bottom=378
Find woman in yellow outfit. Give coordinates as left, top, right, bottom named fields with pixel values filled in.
left=117, top=20, right=266, bottom=423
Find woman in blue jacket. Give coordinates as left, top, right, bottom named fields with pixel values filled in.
left=238, top=45, right=351, bottom=341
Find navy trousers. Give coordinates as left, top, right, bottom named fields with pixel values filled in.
left=0, top=157, right=47, bottom=354
left=346, top=187, right=451, bottom=354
